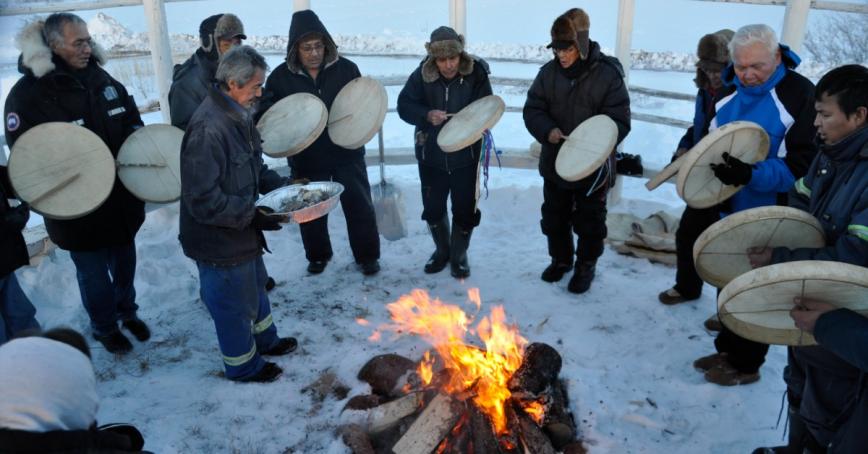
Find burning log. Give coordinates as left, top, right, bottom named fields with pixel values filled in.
left=367, top=392, right=423, bottom=435
left=358, top=354, right=417, bottom=396
left=339, top=424, right=376, bottom=454
left=508, top=343, right=562, bottom=395
left=469, top=405, right=501, bottom=453
left=542, top=379, right=576, bottom=450
left=434, top=410, right=471, bottom=454
left=343, top=394, right=383, bottom=412
left=391, top=393, right=461, bottom=454
left=508, top=402, right=556, bottom=454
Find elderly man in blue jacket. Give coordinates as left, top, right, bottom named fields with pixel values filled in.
left=179, top=46, right=297, bottom=383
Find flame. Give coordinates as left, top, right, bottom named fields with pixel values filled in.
left=522, top=401, right=545, bottom=425
left=419, top=351, right=434, bottom=385
left=355, top=318, right=370, bottom=326
left=377, top=289, right=528, bottom=434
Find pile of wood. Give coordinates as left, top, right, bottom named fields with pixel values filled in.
left=338, top=344, right=586, bottom=454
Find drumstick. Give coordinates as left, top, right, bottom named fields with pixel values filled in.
left=328, top=113, right=353, bottom=126
left=29, top=173, right=80, bottom=205
left=117, top=162, right=168, bottom=168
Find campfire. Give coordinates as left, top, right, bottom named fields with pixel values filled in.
left=341, top=289, right=583, bottom=454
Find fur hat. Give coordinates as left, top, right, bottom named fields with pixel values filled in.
left=425, top=26, right=464, bottom=59
left=548, top=8, right=590, bottom=58
left=214, top=13, right=246, bottom=40
left=15, top=19, right=105, bottom=78
left=697, top=29, right=734, bottom=66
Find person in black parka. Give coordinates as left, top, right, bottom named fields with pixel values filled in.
left=3, top=14, right=149, bottom=354
left=258, top=10, right=381, bottom=276
left=523, top=8, right=631, bottom=294
left=397, top=26, right=493, bottom=278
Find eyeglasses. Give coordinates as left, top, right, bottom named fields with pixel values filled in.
left=299, top=43, right=325, bottom=54
left=69, top=38, right=93, bottom=51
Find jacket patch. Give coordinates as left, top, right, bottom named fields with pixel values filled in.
left=107, top=107, right=126, bottom=117
left=5, top=112, right=20, bottom=131
left=72, top=119, right=85, bottom=126
left=103, top=86, right=119, bottom=101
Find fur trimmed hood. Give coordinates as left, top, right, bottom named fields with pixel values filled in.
left=16, top=19, right=106, bottom=79
left=421, top=52, right=474, bottom=83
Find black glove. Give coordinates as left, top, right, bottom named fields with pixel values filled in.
left=710, top=152, right=753, bottom=186
left=4, top=202, right=30, bottom=231
left=615, top=152, right=643, bottom=176
left=251, top=207, right=283, bottom=231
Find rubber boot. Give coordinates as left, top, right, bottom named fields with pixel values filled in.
left=424, top=216, right=450, bottom=274
left=450, top=221, right=472, bottom=279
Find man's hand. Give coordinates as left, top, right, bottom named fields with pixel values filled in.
left=746, top=246, right=773, bottom=269
left=547, top=128, right=565, bottom=144
left=288, top=178, right=310, bottom=186
left=251, top=207, right=284, bottom=231
left=427, top=110, right=448, bottom=126
left=672, top=147, right=689, bottom=162
left=4, top=202, right=30, bottom=231
left=790, top=297, right=837, bottom=334
left=710, top=152, right=753, bottom=186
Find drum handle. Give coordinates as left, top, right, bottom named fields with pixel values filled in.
left=29, top=173, right=79, bottom=205
left=378, top=127, right=386, bottom=185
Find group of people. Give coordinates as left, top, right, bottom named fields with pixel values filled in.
left=0, top=6, right=865, bottom=454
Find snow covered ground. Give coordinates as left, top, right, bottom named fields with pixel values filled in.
left=13, top=168, right=791, bottom=453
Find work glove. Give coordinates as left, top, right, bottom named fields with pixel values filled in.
left=615, top=152, right=643, bottom=176
left=710, top=152, right=753, bottom=186
left=251, top=206, right=283, bottom=231
left=4, top=202, right=30, bottom=231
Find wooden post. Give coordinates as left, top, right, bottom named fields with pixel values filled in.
left=449, top=0, right=467, bottom=37
left=781, top=0, right=811, bottom=53
left=612, top=0, right=635, bottom=205
left=142, top=0, right=173, bottom=123
left=293, top=0, right=310, bottom=11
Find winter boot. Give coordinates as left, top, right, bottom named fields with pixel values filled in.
left=541, top=230, right=574, bottom=283
left=424, top=216, right=450, bottom=274
left=567, top=260, right=597, bottom=294
left=450, top=222, right=473, bottom=279
left=751, top=406, right=816, bottom=454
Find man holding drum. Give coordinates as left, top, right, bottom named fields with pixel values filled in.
left=180, top=46, right=298, bottom=383
left=259, top=10, right=381, bottom=276
left=4, top=14, right=150, bottom=354
left=692, top=24, right=817, bottom=386
left=523, top=8, right=631, bottom=294
left=748, top=65, right=868, bottom=453
left=397, top=26, right=493, bottom=278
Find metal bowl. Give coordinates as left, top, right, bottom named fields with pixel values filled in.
left=256, top=181, right=344, bottom=224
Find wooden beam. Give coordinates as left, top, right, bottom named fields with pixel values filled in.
left=142, top=0, right=173, bottom=123
left=0, top=0, right=204, bottom=16
left=449, top=0, right=467, bottom=37
left=292, top=0, right=310, bottom=11
left=782, top=0, right=811, bottom=53
left=690, top=0, right=868, bottom=14
left=615, top=0, right=636, bottom=84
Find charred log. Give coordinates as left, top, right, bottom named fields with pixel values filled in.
left=508, top=401, right=556, bottom=454
left=562, top=441, right=589, bottom=454
left=542, top=379, right=576, bottom=450
left=508, top=343, right=562, bottom=395
left=343, top=394, right=383, bottom=412
left=358, top=354, right=417, bottom=396
left=339, top=424, right=376, bottom=454
left=469, top=405, right=501, bottom=454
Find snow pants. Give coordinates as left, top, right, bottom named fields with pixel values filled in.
left=418, top=162, right=481, bottom=231
left=673, top=205, right=720, bottom=299
left=69, top=243, right=139, bottom=336
left=540, top=179, right=608, bottom=264
left=0, top=272, right=40, bottom=343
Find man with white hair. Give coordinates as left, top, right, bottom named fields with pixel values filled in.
left=180, top=46, right=298, bottom=383
left=692, top=24, right=817, bottom=386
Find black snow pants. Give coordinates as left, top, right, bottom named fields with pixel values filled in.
left=418, top=161, right=481, bottom=230
left=540, top=178, right=608, bottom=265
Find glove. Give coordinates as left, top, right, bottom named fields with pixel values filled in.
left=615, top=152, right=643, bottom=176
left=288, top=178, right=310, bottom=186
left=251, top=207, right=283, bottom=231
left=710, top=152, right=753, bottom=186
left=4, top=202, right=30, bottom=231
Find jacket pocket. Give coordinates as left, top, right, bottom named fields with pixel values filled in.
left=229, top=153, right=255, bottom=193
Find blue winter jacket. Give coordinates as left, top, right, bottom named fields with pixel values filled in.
left=711, top=45, right=817, bottom=213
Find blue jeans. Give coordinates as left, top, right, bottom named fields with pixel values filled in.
left=69, top=243, right=139, bottom=336
left=0, top=272, right=40, bottom=343
left=196, top=256, right=280, bottom=380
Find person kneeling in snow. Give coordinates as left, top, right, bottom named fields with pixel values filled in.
left=179, top=46, right=297, bottom=383
left=0, top=327, right=149, bottom=452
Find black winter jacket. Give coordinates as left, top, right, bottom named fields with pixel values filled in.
left=0, top=427, right=147, bottom=453
left=168, top=49, right=217, bottom=131
left=179, top=88, right=286, bottom=266
left=4, top=33, right=145, bottom=252
left=397, top=55, right=493, bottom=171
left=1, top=166, right=29, bottom=277
left=258, top=11, right=364, bottom=175
left=523, top=41, right=631, bottom=190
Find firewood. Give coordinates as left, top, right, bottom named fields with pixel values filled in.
left=435, top=410, right=471, bottom=454
left=469, top=405, right=501, bottom=454
left=339, top=424, right=376, bottom=454
left=391, top=393, right=461, bottom=454
left=562, top=441, right=588, bottom=454
left=542, top=379, right=576, bottom=450
left=343, top=394, right=383, bottom=412
left=508, top=343, right=562, bottom=395
left=367, top=392, right=423, bottom=435
left=509, top=402, right=556, bottom=454
left=358, top=354, right=417, bottom=396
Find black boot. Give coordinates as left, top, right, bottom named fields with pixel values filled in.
left=541, top=225, right=574, bottom=282
left=541, top=261, right=572, bottom=282
left=424, top=216, right=450, bottom=274
left=752, top=407, right=816, bottom=454
left=450, top=222, right=472, bottom=279
left=567, top=260, right=597, bottom=294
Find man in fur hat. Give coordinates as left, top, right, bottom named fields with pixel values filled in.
left=3, top=13, right=149, bottom=354
left=658, top=29, right=735, bottom=308
left=169, top=13, right=246, bottom=131
left=258, top=10, right=381, bottom=276
left=523, top=8, right=631, bottom=294
left=397, top=26, right=493, bottom=278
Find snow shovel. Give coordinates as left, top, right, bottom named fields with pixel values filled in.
left=371, top=128, right=407, bottom=240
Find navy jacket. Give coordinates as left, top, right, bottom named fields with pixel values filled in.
left=179, top=88, right=286, bottom=265
left=168, top=49, right=217, bottom=131
left=1, top=166, right=29, bottom=277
